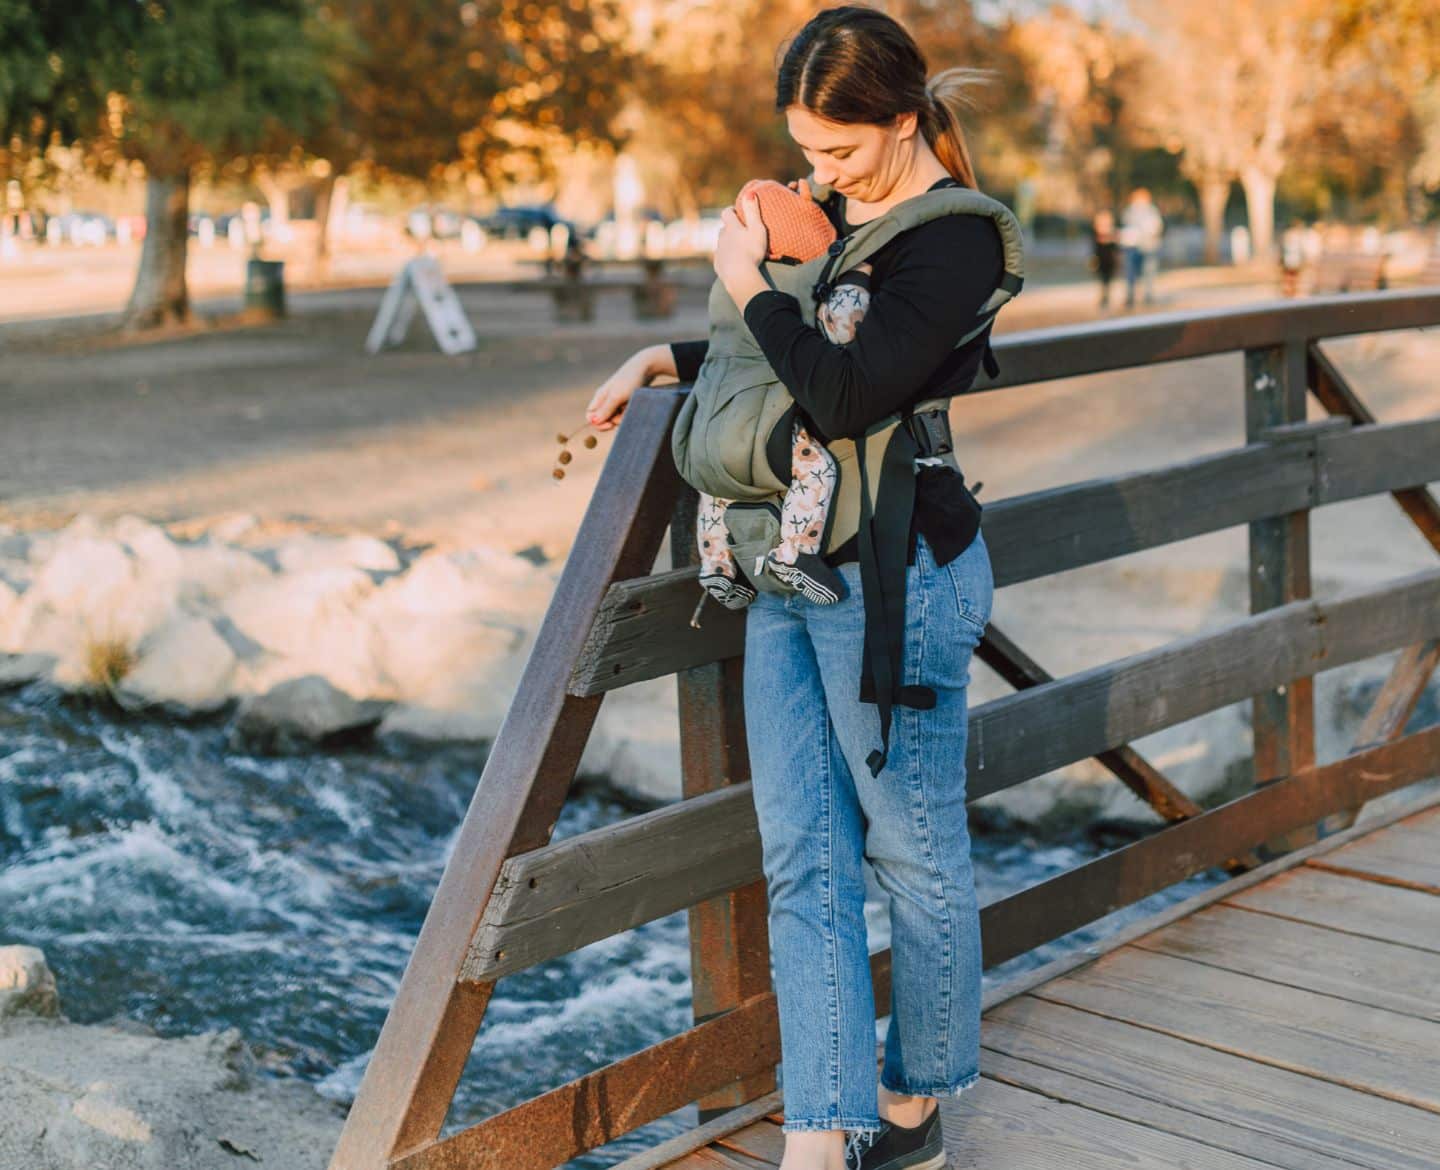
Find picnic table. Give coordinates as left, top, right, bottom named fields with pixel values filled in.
left=510, top=251, right=711, bottom=322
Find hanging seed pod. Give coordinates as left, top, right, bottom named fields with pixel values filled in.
left=557, top=450, right=572, bottom=464
left=583, top=435, right=597, bottom=448
left=556, top=432, right=568, bottom=444
left=552, top=467, right=565, bottom=480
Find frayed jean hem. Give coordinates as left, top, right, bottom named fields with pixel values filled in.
left=879, top=1068, right=981, bottom=1098
left=781, top=1116, right=883, bottom=1137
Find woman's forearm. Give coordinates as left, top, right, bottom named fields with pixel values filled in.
left=639, top=342, right=679, bottom=382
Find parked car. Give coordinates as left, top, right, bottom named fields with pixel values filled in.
left=476, top=204, right=577, bottom=241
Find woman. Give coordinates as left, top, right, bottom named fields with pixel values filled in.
left=1090, top=207, right=1119, bottom=310
left=586, top=8, right=999, bottom=1169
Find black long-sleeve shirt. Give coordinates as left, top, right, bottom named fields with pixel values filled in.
left=672, top=175, right=1001, bottom=568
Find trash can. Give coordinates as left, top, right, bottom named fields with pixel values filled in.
left=245, top=258, right=286, bottom=318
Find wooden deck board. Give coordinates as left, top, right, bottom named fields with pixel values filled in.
left=983, top=998, right=1440, bottom=1170
left=1125, top=901, right=1440, bottom=1020
left=1028, top=947, right=1440, bottom=1111
left=1221, top=865, right=1440, bottom=952
left=1302, top=805, right=1440, bottom=892
left=619, top=787, right=1440, bottom=1170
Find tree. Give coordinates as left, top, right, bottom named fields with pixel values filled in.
left=104, top=1, right=341, bottom=328
left=2, top=1, right=340, bottom=329
left=284, top=0, right=633, bottom=261
left=1132, top=0, right=1331, bottom=259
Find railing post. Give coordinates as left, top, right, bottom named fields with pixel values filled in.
left=670, top=486, right=775, bottom=1122
left=1245, top=341, right=1320, bottom=858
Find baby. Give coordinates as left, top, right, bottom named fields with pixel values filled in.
left=696, top=179, right=874, bottom=609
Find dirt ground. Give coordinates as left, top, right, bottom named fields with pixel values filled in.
left=3, top=268, right=1437, bottom=743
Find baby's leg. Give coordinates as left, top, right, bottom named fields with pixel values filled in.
left=764, top=422, right=847, bottom=604
left=696, top=492, right=757, bottom=609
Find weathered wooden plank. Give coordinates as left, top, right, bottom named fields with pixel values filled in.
left=1316, top=639, right=1440, bottom=837
left=1223, top=864, right=1440, bottom=953
left=981, top=726, right=1440, bottom=967
left=466, top=720, right=1438, bottom=987
left=571, top=420, right=1440, bottom=695
left=969, top=569, right=1440, bottom=798
left=939, top=1075, right=1283, bottom=1170
left=974, top=289, right=1440, bottom=393
left=983, top=999, right=1440, bottom=1170
left=1030, top=947, right=1440, bottom=1112
left=689, top=1146, right=776, bottom=1169
left=462, top=783, right=763, bottom=981
left=977, top=622, right=1205, bottom=824
left=1127, top=902, right=1440, bottom=1020
left=1308, top=803, right=1440, bottom=893
left=713, top=1119, right=785, bottom=1164
left=1315, top=417, right=1440, bottom=506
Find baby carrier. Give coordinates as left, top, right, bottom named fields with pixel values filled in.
left=671, top=176, right=1026, bottom=777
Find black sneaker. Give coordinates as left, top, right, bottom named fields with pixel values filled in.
left=843, top=1102, right=945, bottom=1170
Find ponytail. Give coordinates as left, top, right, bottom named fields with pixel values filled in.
left=922, top=67, right=990, bottom=190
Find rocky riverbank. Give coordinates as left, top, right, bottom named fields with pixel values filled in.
left=0, top=945, right=342, bottom=1169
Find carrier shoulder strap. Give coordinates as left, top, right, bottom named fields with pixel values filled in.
left=799, top=177, right=1026, bottom=776
left=806, top=176, right=1024, bottom=383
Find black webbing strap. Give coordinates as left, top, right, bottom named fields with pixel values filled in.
left=855, top=418, right=937, bottom=777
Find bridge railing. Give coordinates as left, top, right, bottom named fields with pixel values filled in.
left=329, top=289, right=1440, bottom=1170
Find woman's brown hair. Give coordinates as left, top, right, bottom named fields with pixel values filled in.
left=775, top=4, right=985, bottom=190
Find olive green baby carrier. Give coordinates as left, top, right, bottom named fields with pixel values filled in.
left=671, top=177, right=1025, bottom=777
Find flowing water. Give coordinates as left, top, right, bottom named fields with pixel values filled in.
left=0, top=681, right=1236, bottom=1166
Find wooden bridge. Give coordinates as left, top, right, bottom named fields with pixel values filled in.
left=327, top=290, right=1440, bottom=1170
left=615, top=789, right=1440, bottom=1170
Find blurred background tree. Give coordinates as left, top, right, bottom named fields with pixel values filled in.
left=6, top=0, right=1440, bottom=334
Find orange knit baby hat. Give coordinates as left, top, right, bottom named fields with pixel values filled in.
left=735, top=178, right=837, bottom=264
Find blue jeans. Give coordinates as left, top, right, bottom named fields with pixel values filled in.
left=742, top=528, right=994, bottom=1139
left=1124, top=246, right=1157, bottom=305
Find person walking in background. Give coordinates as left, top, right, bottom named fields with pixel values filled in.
left=1090, top=208, right=1119, bottom=310
left=1120, top=187, right=1163, bottom=308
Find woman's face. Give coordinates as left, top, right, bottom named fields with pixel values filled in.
left=784, top=105, right=917, bottom=201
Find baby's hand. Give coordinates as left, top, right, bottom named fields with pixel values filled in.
left=786, top=178, right=815, bottom=203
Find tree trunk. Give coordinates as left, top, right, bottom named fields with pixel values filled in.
left=124, top=171, right=190, bottom=330
left=256, top=169, right=291, bottom=236
left=312, top=170, right=338, bottom=263
left=1197, top=175, right=1231, bottom=266
left=1239, top=167, right=1277, bottom=261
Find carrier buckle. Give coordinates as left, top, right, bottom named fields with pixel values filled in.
left=906, top=410, right=952, bottom=458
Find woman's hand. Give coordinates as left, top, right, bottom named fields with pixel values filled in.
left=786, top=177, right=815, bottom=203
left=714, top=190, right=769, bottom=282
left=585, top=344, right=674, bottom=432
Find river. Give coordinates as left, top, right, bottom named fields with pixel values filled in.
left=0, top=680, right=1232, bottom=1166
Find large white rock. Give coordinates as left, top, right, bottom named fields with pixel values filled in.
left=0, top=945, right=60, bottom=1019
left=271, top=533, right=401, bottom=575
left=230, top=675, right=391, bottom=753
left=112, top=617, right=239, bottom=713
left=0, top=653, right=56, bottom=690
left=8, top=527, right=179, bottom=687
left=172, top=541, right=274, bottom=607
left=0, top=579, right=18, bottom=644
left=223, top=568, right=386, bottom=700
